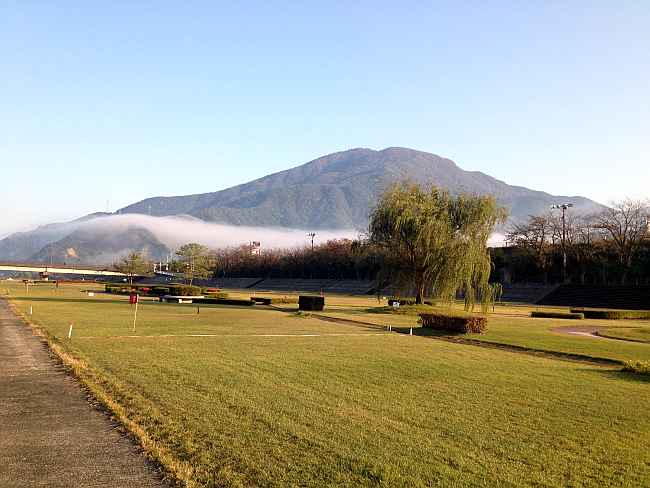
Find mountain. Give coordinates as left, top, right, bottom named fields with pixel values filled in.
left=119, top=147, right=602, bottom=228
left=0, top=147, right=605, bottom=264
left=0, top=213, right=111, bottom=262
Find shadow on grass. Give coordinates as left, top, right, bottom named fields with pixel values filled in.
left=577, top=368, right=650, bottom=384
left=392, top=326, right=465, bottom=338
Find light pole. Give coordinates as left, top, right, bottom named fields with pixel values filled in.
left=550, top=203, right=573, bottom=282
left=307, top=232, right=317, bottom=252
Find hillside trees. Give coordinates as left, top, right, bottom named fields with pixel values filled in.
left=368, top=183, right=507, bottom=305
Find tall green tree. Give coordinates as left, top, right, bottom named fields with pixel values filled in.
left=369, top=183, right=506, bottom=306
left=114, top=251, right=151, bottom=285
left=175, top=243, right=212, bottom=286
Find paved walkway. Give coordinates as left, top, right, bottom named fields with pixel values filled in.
left=0, top=299, right=166, bottom=487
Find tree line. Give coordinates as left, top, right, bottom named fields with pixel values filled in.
left=115, top=186, right=649, bottom=298
left=502, top=199, right=650, bottom=285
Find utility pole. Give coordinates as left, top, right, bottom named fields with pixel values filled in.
left=551, top=203, right=573, bottom=283
left=307, top=232, right=317, bottom=252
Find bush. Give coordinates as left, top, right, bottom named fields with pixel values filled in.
left=193, top=298, right=255, bottom=306
left=419, top=312, right=487, bottom=334
left=388, top=298, right=435, bottom=306
left=251, top=297, right=272, bottom=305
left=622, top=360, right=650, bottom=376
left=168, top=284, right=202, bottom=296
left=531, top=311, right=584, bottom=320
left=202, top=290, right=229, bottom=299
left=299, top=295, right=325, bottom=311
left=570, top=308, right=650, bottom=320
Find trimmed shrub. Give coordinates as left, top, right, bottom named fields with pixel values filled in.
left=251, top=297, right=272, bottom=305
left=299, top=295, right=325, bottom=311
left=168, top=284, right=202, bottom=296
left=622, top=360, right=650, bottom=376
left=531, top=311, right=584, bottom=320
left=570, top=308, right=650, bottom=320
left=202, top=290, right=229, bottom=299
left=193, top=297, right=255, bottom=306
left=419, top=312, right=487, bottom=334
left=388, top=298, right=435, bottom=306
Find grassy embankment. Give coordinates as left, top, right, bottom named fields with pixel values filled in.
left=3, top=281, right=649, bottom=487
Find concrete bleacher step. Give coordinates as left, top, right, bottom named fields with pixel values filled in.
left=537, top=285, right=650, bottom=310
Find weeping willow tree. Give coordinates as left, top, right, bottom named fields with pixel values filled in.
left=369, top=183, right=507, bottom=307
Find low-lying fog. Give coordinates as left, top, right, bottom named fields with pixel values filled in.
left=82, top=214, right=361, bottom=250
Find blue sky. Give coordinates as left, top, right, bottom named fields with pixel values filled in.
left=1, top=1, right=648, bottom=237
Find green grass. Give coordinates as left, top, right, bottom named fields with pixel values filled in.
left=598, top=327, right=650, bottom=344
left=3, top=282, right=650, bottom=487
left=317, top=304, right=650, bottom=363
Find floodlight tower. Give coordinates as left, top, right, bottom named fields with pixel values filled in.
left=550, top=203, right=573, bottom=282
left=307, top=232, right=317, bottom=252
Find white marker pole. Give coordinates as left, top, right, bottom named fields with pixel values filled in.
left=29, top=305, right=33, bottom=315
left=409, top=327, right=413, bottom=336
left=68, top=323, right=73, bottom=339
left=132, top=299, right=139, bottom=332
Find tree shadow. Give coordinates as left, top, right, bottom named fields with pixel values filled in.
left=576, top=367, right=650, bottom=384
left=391, top=326, right=466, bottom=338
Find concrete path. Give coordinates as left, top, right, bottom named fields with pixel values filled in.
left=0, top=299, right=167, bottom=488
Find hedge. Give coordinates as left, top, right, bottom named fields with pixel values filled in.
left=299, top=296, right=325, bottom=311
left=105, top=284, right=202, bottom=296
left=531, top=311, right=585, bottom=320
left=388, top=298, right=435, bottom=306
left=251, top=297, right=272, bottom=305
left=193, top=298, right=255, bottom=306
left=419, top=312, right=487, bottom=334
left=622, top=360, right=650, bottom=376
left=570, top=308, right=650, bottom=320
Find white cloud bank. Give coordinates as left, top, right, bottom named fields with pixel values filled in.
left=81, top=214, right=361, bottom=251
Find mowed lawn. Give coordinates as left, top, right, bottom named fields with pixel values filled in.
left=4, top=282, right=650, bottom=487
left=314, top=302, right=650, bottom=363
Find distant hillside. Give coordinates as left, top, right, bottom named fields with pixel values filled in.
left=0, top=213, right=111, bottom=262
left=119, top=147, right=603, bottom=228
left=31, top=226, right=169, bottom=264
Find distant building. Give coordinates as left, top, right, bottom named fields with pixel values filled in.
left=250, top=241, right=261, bottom=256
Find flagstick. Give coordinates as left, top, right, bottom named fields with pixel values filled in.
left=132, top=300, right=139, bottom=332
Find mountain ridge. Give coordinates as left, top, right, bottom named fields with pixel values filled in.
left=118, top=147, right=602, bottom=228
left=0, top=147, right=604, bottom=264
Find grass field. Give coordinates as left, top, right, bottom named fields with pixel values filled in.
left=3, top=281, right=650, bottom=487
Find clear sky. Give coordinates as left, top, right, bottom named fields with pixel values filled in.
left=1, top=1, right=648, bottom=237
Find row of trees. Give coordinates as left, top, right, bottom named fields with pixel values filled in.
left=504, top=199, right=650, bottom=285
left=115, top=184, right=507, bottom=307
left=115, top=186, right=649, bottom=299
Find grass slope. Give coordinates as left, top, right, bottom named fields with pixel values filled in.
left=3, top=282, right=649, bottom=487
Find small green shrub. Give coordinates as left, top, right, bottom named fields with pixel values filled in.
left=531, top=311, right=584, bottom=320
left=570, top=308, right=650, bottom=320
left=419, top=312, right=487, bottom=334
left=622, top=360, right=650, bottom=376
left=299, top=295, right=325, bottom=311
left=251, top=297, right=272, bottom=305
left=167, top=284, right=203, bottom=296
left=193, top=298, right=255, bottom=306
left=388, top=298, right=435, bottom=306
